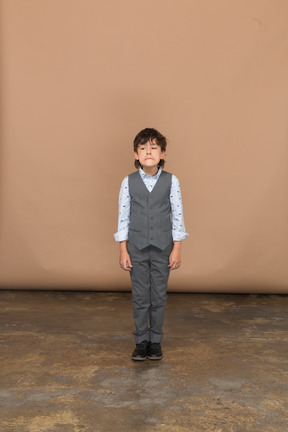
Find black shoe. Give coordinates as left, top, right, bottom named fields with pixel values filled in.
left=131, top=340, right=149, bottom=361
left=148, top=342, right=163, bottom=360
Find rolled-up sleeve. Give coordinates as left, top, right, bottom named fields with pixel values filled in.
left=114, top=176, right=131, bottom=242
left=170, top=175, right=189, bottom=241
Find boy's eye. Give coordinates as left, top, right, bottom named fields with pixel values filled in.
left=139, top=146, right=158, bottom=150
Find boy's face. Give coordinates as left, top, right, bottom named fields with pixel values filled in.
left=134, top=138, right=166, bottom=169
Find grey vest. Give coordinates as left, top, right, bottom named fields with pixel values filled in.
left=128, top=169, right=173, bottom=250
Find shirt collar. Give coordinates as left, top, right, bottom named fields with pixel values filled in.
left=139, top=165, right=162, bottom=180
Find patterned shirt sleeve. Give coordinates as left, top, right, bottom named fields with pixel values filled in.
left=170, top=175, right=189, bottom=241
left=114, top=176, right=130, bottom=242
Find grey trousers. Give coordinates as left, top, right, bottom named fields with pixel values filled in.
left=126, top=240, right=174, bottom=344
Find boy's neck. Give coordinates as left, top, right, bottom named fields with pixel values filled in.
left=141, top=165, right=159, bottom=177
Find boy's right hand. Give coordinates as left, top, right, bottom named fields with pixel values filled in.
left=119, top=250, right=133, bottom=272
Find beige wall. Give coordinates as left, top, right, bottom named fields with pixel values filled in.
left=1, top=0, right=288, bottom=292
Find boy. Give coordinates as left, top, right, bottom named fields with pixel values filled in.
left=114, top=128, right=188, bottom=361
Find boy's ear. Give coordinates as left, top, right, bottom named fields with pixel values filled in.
left=134, top=151, right=139, bottom=160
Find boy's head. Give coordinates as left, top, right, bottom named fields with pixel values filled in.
left=133, top=128, right=167, bottom=169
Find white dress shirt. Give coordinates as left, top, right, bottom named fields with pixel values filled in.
left=114, top=166, right=189, bottom=242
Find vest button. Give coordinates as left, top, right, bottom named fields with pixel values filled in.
left=150, top=216, right=154, bottom=220
left=150, top=237, right=154, bottom=241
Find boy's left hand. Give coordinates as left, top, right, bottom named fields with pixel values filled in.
left=168, top=246, right=181, bottom=270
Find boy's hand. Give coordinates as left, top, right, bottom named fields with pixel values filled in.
left=120, top=251, right=133, bottom=271
left=119, top=241, right=133, bottom=271
left=168, top=241, right=181, bottom=270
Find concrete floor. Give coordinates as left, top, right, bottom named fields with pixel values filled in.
left=0, top=291, right=288, bottom=432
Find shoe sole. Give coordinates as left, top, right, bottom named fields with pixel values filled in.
left=148, top=355, right=163, bottom=360
left=131, top=356, right=147, bottom=361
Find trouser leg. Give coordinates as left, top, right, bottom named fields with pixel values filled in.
left=149, top=242, right=174, bottom=343
left=127, top=241, right=151, bottom=344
